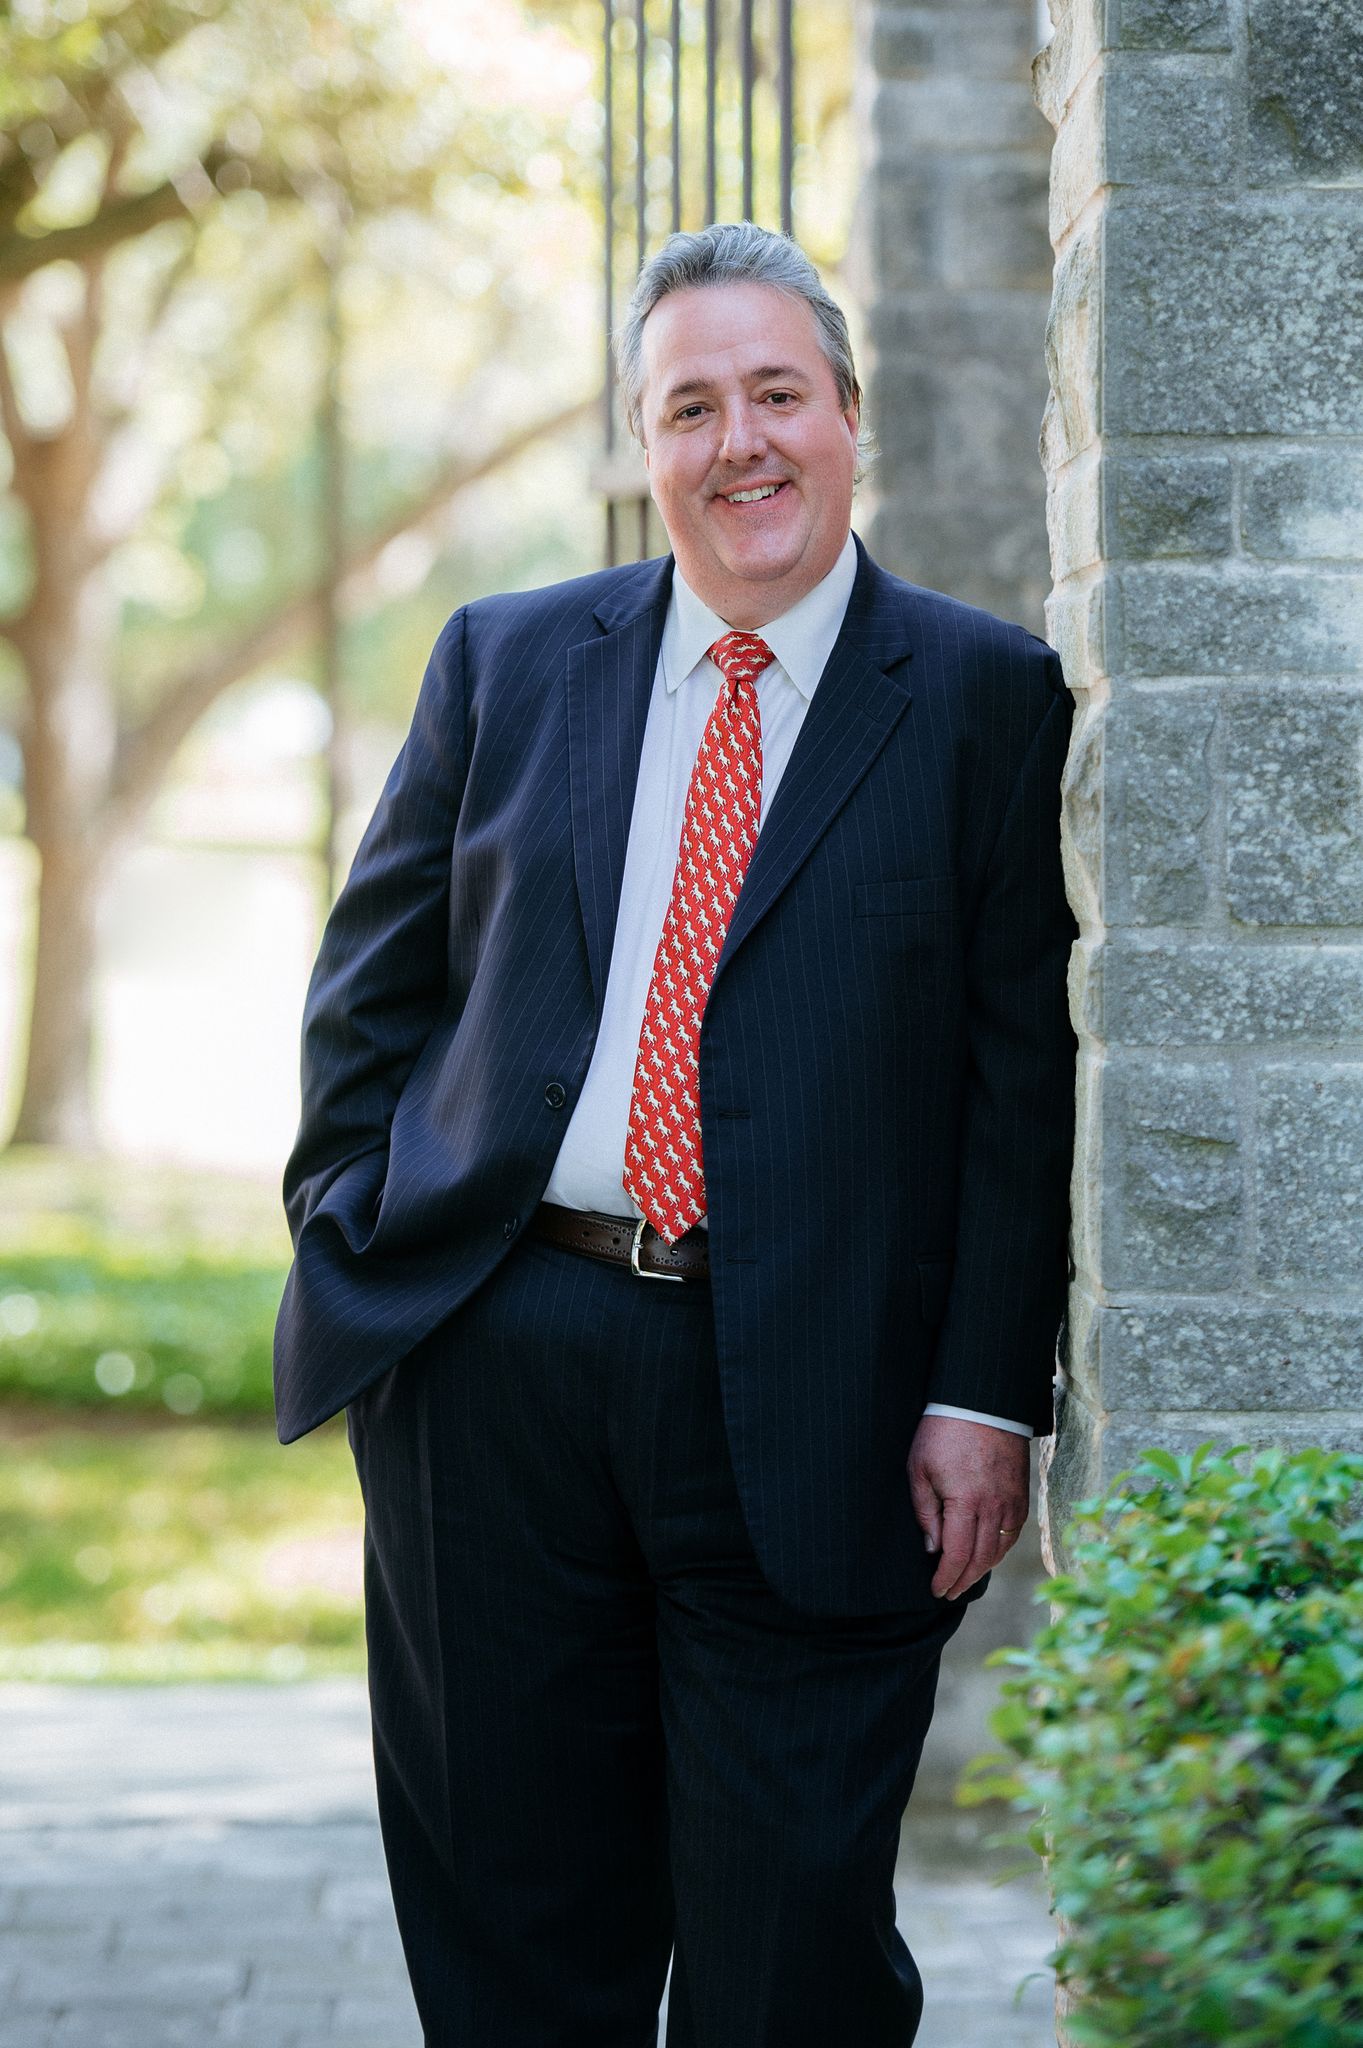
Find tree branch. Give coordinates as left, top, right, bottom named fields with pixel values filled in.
left=109, top=392, right=596, bottom=828
left=0, top=178, right=196, bottom=283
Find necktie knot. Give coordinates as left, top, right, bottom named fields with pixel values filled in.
left=707, top=631, right=775, bottom=698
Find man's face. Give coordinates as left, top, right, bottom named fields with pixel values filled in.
left=637, top=281, right=859, bottom=629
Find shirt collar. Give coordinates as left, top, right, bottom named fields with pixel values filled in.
left=661, top=529, right=858, bottom=700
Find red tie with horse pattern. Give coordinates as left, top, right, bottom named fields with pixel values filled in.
left=622, top=631, right=776, bottom=1242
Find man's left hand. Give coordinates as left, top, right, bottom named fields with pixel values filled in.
left=907, top=1413, right=1029, bottom=1601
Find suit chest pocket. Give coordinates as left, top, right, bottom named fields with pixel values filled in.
left=854, top=874, right=957, bottom=919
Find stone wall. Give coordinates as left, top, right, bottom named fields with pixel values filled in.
left=1035, top=0, right=1363, bottom=1538
left=854, top=0, right=1055, bottom=631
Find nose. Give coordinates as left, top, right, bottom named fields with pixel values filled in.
left=717, top=399, right=769, bottom=465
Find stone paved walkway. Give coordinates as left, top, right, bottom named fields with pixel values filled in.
left=0, top=1684, right=1056, bottom=2047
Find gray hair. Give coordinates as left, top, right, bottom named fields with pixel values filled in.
left=614, top=221, right=875, bottom=480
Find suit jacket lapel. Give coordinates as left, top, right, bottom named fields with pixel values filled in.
left=712, top=536, right=916, bottom=989
left=566, top=555, right=674, bottom=1024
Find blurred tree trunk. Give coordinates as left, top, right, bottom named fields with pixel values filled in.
left=4, top=266, right=118, bottom=1146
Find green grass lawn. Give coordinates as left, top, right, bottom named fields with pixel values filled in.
left=0, top=1409, right=366, bottom=1681
left=0, top=1150, right=369, bottom=1679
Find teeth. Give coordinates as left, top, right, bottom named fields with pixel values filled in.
left=725, top=484, right=782, bottom=504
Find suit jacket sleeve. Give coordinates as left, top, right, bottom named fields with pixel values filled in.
left=925, top=652, right=1078, bottom=1434
left=282, top=606, right=470, bottom=1247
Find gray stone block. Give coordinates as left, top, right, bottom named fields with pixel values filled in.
left=1039, top=1381, right=1106, bottom=1547
left=873, top=77, right=1050, bottom=156
left=869, top=493, right=1051, bottom=632
left=1043, top=217, right=1101, bottom=465
left=1242, top=451, right=1363, bottom=561
left=873, top=288, right=1053, bottom=365
left=871, top=5, right=1041, bottom=78
left=1119, top=565, right=1363, bottom=676
left=1247, top=0, right=1363, bottom=180
left=1047, top=65, right=1103, bottom=241
left=319, top=1878, right=396, bottom=1923
left=865, top=359, right=938, bottom=469
left=1108, top=57, right=1235, bottom=185
left=871, top=9, right=937, bottom=75
left=1104, top=688, right=1216, bottom=925
left=1061, top=703, right=1102, bottom=927
left=1101, top=1057, right=1242, bottom=1288
left=1224, top=691, right=1363, bottom=926
left=13, top=1958, right=245, bottom=2006
left=934, top=352, right=1052, bottom=495
left=939, top=159, right=1053, bottom=290
left=1107, top=453, right=1232, bottom=559
left=217, top=1999, right=332, bottom=2041
left=348, top=1923, right=409, bottom=1967
left=1048, top=457, right=1102, bottom=581
left=1100, top=940, right=1363, bottom=1046
left=51, top=2026, right=205, bottom=2048
left=876, top=495, right=1050, bottom=605
left=293, top=2034, right=419, bottom=2048
left=1043, top=578, right=1107, bottom=691
left=1097, top=1301, right=1363, bottom=1409
left=334, top=1994, right=422, bottom=2036
left=1255, top=1064, right=1363, bottom=1288
left=1115, top=0, right=1231, bottom=51
left=1106, top=201, right=1363, bottom=435
left=868, top=174, right=939, bottom=294
left=1035, top=0, right=1105, bottom=129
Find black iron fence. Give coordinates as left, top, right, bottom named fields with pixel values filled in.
left=599, top=0, right=796, bottom=563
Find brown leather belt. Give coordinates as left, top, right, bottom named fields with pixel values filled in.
left=528, top=1203, right=710, bottom=1282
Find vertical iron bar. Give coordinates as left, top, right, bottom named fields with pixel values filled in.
left=740, top=0, right=754, bottom=220
left=705, top=0, right=717, bottom=223
left=635, top=0, right=647, bottom=271
left=604, top=0, right=617, bottom=565
left=671, top=0, right=682, bottom=234
left=779, top=0, right=794, bottom=235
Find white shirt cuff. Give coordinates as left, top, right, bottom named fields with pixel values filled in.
left=922, top=1402, right=1033, bottom=1439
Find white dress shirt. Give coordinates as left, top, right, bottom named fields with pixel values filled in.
left=543, top=530, right=1031, bottom=1441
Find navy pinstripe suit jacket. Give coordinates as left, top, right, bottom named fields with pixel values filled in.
left=274, top=530, right=1078, bottom=1614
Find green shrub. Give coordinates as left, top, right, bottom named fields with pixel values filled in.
left=962, top=1444, right=1363, bottom=2048
left=0, top=1238, right=284, bottom=1416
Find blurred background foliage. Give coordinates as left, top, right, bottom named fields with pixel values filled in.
left=0, top=0, right=856, bottom=1677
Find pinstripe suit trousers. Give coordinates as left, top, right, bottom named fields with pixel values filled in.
left=346, top=1227, right=975, bottom=2048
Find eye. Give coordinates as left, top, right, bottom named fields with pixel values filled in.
left=764, top=390, right=797, bottom=405
left=675, top=403, right=707, bottom=422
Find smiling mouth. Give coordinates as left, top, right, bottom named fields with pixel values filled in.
left=717, top=481, right=788, bottom=506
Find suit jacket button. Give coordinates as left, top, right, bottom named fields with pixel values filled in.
left=544, top=1082, right=566, bottom=1109
left=503, top=1216, right=519, bottom=1239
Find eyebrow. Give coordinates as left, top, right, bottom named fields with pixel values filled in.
left=661, top=363, right=809, bottom=407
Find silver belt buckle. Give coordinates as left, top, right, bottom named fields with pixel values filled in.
left=631, top=1215, right=687, bottom=1283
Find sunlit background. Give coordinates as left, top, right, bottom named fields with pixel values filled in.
left=0, top=0, right=857, bottom=1679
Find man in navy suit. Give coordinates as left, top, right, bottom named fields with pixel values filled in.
left=276, top=222, right=1077, bottom=2046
